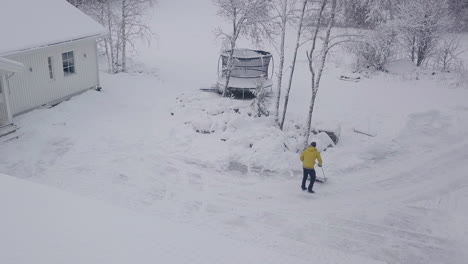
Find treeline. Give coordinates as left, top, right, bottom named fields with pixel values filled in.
left=338, top=0, right=468, bottom=32
left=344, top=0, right=467, bottom=71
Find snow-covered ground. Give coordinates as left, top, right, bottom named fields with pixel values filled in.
left=5, top=173, right=382, bottom=264
left=1, top=0, right=468, bottom=263
left=1, top=69, right=467, bottom=263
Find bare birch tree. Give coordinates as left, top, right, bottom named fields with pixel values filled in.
left=76, top=0, right=154, bottom=73
left=395, top=0, right=453, bottom=67
left=279, top=0, right=308, bottom=130
left=348, top=22, right=398, bottom=71
left=303, top=0, right=338, bottom=147
left=120, top=0, right=154, bottom=72
left=213, top=0, right=273, bottom=97
left=270, top=0, right=298, bottom=125
left=434, top=36, right=467, bottom=72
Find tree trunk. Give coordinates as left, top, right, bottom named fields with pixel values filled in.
left=107, top=1, right=116, bottom=73
left=114, top=48, right=119, bottom=72
left=222, top=12, right=239, bottom=98
left=100, top=6, right=111, bottom=72
left=416, top=38, right=428, bottom=67
left=274, top=0, right=288, bottom=125
left=222, top=40, right=237, bottom=97
left=304, top=0, right=337, bottom=147
left=315, top=0, right=336, bottom=87
left=305, top=87, right=317, bottom=146
left=121, top=0, right=127, bottom=72
left=279, top=0, right=308, bottom=130
left=411, top=35, right=416, bottom=63
left=104, top=38, right=112, bottom=72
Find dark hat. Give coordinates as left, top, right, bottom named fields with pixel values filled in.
left=311, top=142, right=317, bottom=147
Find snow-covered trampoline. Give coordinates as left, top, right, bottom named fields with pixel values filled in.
left=217, top=49, right=273, bottom=97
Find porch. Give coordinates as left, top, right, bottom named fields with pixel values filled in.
left=0, top=57, right=25, bottom=127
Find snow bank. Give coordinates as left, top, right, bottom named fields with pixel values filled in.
left=384, top=59, right=416, bottom=75
left=0, top=173, right=317, bottom=264
left=309, top=132, right=335, bottom=152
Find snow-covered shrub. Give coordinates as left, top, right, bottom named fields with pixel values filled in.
left=434, top=37, right=464, bottom=72
left=348, top=24, right=398, bottom=71
left=170, top=91, right=301, bottom=173
left=191, top=119, right=214, bottom=134
left=384, top=59, right=416, bottom=75
left=454, top=62, right=468, bottom=88
left=251, top=82, right=271, bottom=117
left=394, top=0, right=453, bottom=67
left=338, top=0, right=373, bottom=29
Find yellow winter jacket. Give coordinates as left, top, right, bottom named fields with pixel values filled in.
left=300, top=147, right=323, bottom=169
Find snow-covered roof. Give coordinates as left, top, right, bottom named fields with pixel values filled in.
left=0, top=57, right=25, bottom=73
left=0, top=0, right=108, bottom=56
left=221, top=49, right=271, bottom=59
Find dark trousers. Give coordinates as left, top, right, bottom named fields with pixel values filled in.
left=302, top=168, right=316, bottom=191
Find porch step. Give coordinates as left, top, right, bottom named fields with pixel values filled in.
left=0, top=123, right=18, bottom=139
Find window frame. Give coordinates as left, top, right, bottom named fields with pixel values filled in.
left=47, top=56, right=54, bottom=80
left=62, top=51, right=76, bottom=76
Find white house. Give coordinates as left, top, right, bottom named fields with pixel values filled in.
left=0, top=0, right=107, bottom=127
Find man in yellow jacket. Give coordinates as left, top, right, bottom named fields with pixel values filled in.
left=300, top=142, right=323, bottom=193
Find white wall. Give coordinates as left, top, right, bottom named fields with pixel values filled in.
left=5, top=39, right=99, bottom=116
left=0, top=75, right=8, bottom=124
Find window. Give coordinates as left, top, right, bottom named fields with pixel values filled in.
left=62, top=51, right=75, bottom=76
left=48, top=57, right=54, bottom=79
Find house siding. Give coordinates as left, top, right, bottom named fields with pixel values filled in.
left=0, top=75, right=9, bottom=124
left=5, top=39, right=99, bottom=116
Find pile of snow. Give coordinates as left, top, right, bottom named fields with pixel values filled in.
left=309, top=132, right=335, bottom=152
left=384, top=59, right=416, bottom=75
left=170, top=92, right=302, bottom=173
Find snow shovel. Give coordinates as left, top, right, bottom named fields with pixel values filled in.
left=315, top=165, right=327, bottom=183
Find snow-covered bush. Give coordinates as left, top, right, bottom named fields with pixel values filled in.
left=454, top=62, right=468, bottom=88
left=384, top=59, right=417, bottom=79
left=338, top=0, right=372, bottom=28
left=394, top=0, right=453, bottom=67
left=251, top=82, right=271, bottom=118
left=349, top=24, right=398, bottom=71
left=434, top=37, right=464, bottom=72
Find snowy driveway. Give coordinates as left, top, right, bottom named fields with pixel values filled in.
left=1, top=73, right=467, bottom=263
